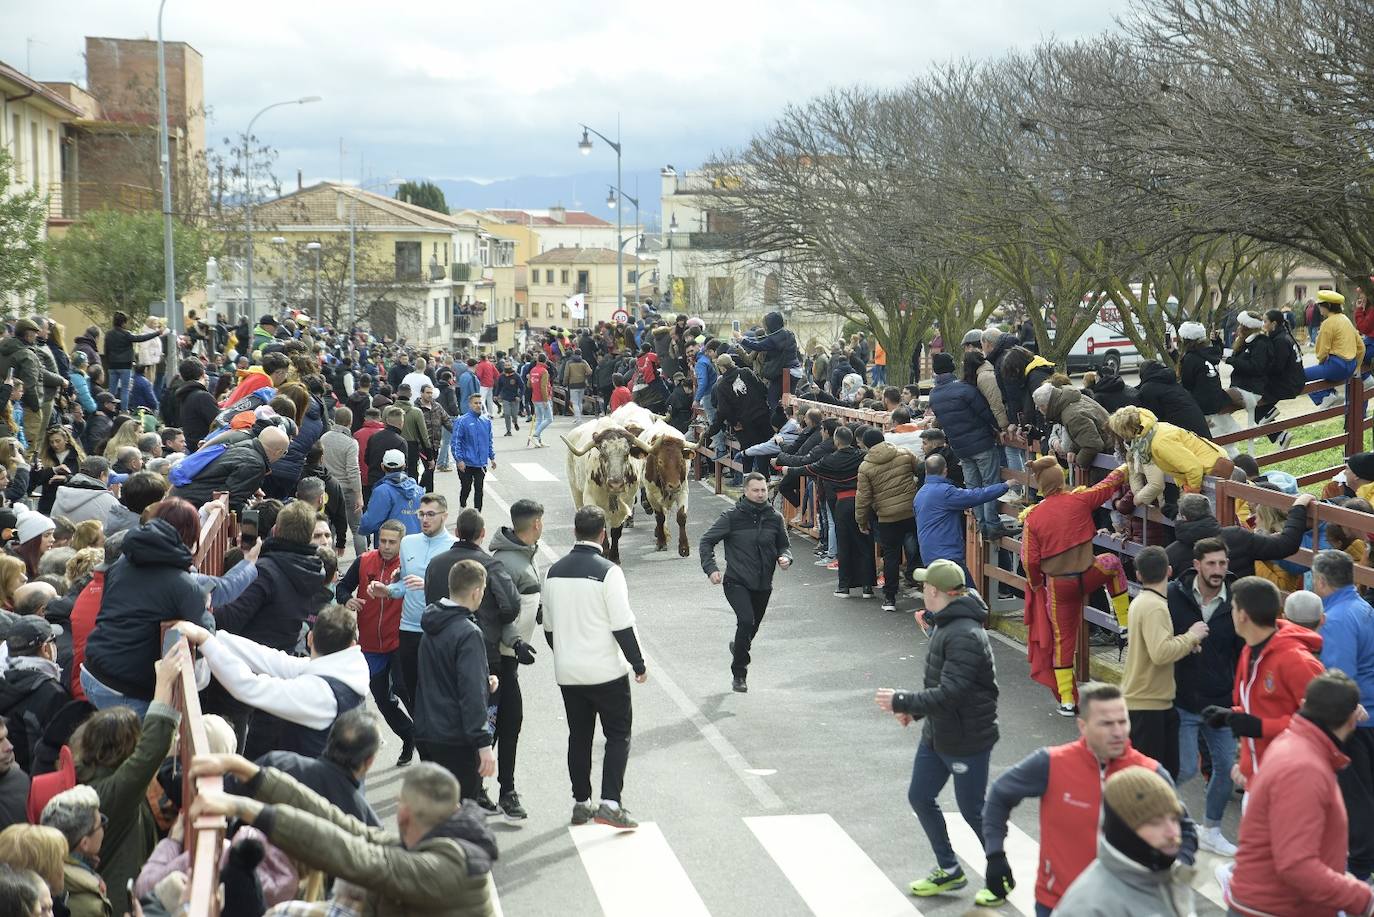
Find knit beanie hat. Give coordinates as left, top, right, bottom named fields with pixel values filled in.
left=14, top=507, right=54, bottom=545
left=219, top=834, right=267, bottom=917
left=1178, top=321, right=1207, bottom=342
left=932, top=352, right=956, bottom=374
left=1102, top=767, right=1181, bottom=831
left=1032, top=382, right=1056, bottom=414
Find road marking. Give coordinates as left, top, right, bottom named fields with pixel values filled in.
left=569, top=823, right=710, bottom=917
left=1190, top=849, right=1229, bottom=908
left=746, top=814, right=921, bottom=916
left=942, top=813, right=1039, bottom=915
left=510, top=461, right=558, bottom=482
left=485, top=477, right=784, bottom=810
left=488, top=876, right=503, bottom=917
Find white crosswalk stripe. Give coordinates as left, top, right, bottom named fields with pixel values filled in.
left=510, top=461, right=558, bottom=481
left=747, top=814, right=922, bottom=916
left=568, top=822, right=711, bottom=917
left=942, top=813, right=1039, bottom=915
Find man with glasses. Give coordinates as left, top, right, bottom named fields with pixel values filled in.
left=0, top=615, right=69, bottom=774
left=39, top=785, right=111, bottom=917
left=369, top=495, right=456, bottom=709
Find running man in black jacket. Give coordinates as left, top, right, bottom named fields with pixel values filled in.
left=875, top=559, right=1000, bottom=902
left=699, top=473, right=792, bottom=693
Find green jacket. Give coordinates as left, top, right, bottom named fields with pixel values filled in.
left=63, top=855, right=112, bottom=917
left=251, top=767, right=499, bottom=917
left=252, top=325, right=275, bottom=354
left=0, top=336, right=42, bottom=410
left=398, top=399, right=432, bottom=449
left=78, top=701, right=178, bottom=916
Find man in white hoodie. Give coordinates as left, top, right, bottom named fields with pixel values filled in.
left=173, top=603, right=371, bottom=761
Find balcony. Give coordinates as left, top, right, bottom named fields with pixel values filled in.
left=429, top=262, right=446, bottom=282
left=47, top=181, right=157, bottom=221
left=452, top=263, right=471, bottom=282
left=395, top=266, right=423, bottom=282
left=686, top=231, right=731, bottom=249
left=453, top=314, right=471, bottom=332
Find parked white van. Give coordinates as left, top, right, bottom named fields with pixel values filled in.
left=1062, top=296, right=1178, bottom=374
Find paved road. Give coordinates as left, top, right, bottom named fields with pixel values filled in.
left=361, top=413, right=1236, bottom=917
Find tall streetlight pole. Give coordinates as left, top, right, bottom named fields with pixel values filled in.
left=244, top=95, right=321, bottom=322
left=306, top=241, right=322, bottom=328
left=578, top=119, right=622, bottom=315
left=155, top=0, right=177, bottom=382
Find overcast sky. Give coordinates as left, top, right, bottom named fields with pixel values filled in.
left=7, top=1, right=1130, bottom=188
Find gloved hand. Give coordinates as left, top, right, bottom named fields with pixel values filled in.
left=511, top=639, right=537, bottom=666
left=1201, top=705, right=1233, bottom=729
left=1227, top=712, right=1263, bottom=738
left=984, top=851, right=1015, bottom=898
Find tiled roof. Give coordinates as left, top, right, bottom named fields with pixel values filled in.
left=528, top=247, right=651, bottom=265
left=486, top=208, right=612, bottom=228
left=253, top=183, right=477, bottom=231
left=0, top=60, right=82, bottom=117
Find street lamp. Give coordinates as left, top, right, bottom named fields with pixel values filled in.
left=305, top=241, right=322, bottom=328
left=155, top=0, right=177, bottom=383
left=667, top=213, right=677, bottom=279
left=244, top=94, right=322, bottom=322
left=577, top=119, right=623, bottom=315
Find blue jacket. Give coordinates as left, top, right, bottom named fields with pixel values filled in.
left=451, top=410, right=494, bottom=467
left=1319, top=584, right=1374, bottom=723
left=68, top=370, right=96, bottom=414
left=267, top=395, right=325, bottom=496
left=387, top=529, right=458, bottom=632
left=927, top=373, right=998, bottom=460
left=458, top=370, right=481, bottom=405
left=695, top=350, right=718, bottom=402
left=358, top=471, right=424, bottom=538
left=913, top=474, right=1009, bottom=565
left=130, top=373, right=159, bottom=413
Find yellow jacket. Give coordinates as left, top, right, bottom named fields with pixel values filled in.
left=1131, top=408, right=1227, bottom=491
left=1316, top=312, right=1365, bottom=364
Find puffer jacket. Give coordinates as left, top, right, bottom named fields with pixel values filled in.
left=1128, top=408, right=1227, bottom=493
left=265, top=394, right=325, bottom=498
left=214, top=538, right=325, bottom=652
left=487, top=527, right=541, bottom=657
left=1054, top=835, right=1195, bottom=917
left=248, top=765, right=499, bottom=917
left=1179, top=345, right=1231, bottom=416
left=1227, top=332, right=1273, bottom=396
left=1086, top=371, right=1140, bottom=413
left=698, top=496, right=791, bottom=590
left=737, top=312, right=801, bottom=382
left=0, top=336, right=43, bottom=411
left=855, top=442, right=919, bottom=523
left=1043, top=385, right=1113, bottom=467
left=928, top=373, right=999, bottom=459
left=1164, top=502, right=1307, bottom=580
left=1136, top=362, right=1210, bottom=439
left=974, top=357, right=1009, bottom=429
left=891, top=593, right=999, bottom=756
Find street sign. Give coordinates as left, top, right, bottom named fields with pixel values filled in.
left=612, top=308, right=630, bottom=323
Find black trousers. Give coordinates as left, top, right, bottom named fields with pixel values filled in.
left=1339, top=726, right=1374, bottom=879
left=369, top=652, right=414, bottom=745
left=833, top=497, right=876, bottom=590
left=724, top=581, right=771, bottom=678
left=875, top=517, right=919, bottom=601
left=420, top=456, right=435, bottom=494
left=778, top=468, right=804, bottom=508
left=494, top=655, right=523, bottom=796
left=398, top=630, right=423, bottom=717
left=560, top=675, right=632, bottom=803
left=1129, top=707, right=1180, bottom=780
left=459, top=466, right=486, bottom=510
left=417, top=739, right=482, bottom=800
left=405, top=440, right=422, bottom=479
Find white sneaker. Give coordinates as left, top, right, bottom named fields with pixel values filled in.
left=1198, top=826, right=1237, bottom=857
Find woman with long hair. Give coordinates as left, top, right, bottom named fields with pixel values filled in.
left=11, top=509, right=53, bottom=579
left=0, top=556, right=27, bottom=612
left=1176, top=321, right=1240, bottom=457
left=101, top=418, right=140, bottom=462
left=0, top=438, right=30, bottom=507
left=32, top=427, right=84, bottom=515
left=0, top=867, right=51, bottom=917
left=0, top=824, right=66, bottom=901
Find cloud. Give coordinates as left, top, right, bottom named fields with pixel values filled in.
left=5, top=0, right=1128, bottom=188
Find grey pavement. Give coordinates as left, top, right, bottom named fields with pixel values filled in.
left=361, top=411, right=1234, bottom=917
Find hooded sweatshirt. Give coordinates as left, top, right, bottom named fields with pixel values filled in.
left=358, top=471, right=425, bottom=538
left=51, top=473, right=118, bottom=524
left=414, top=600, right=492, bottom=748
left=487, top=527, right=541, bottom=657
left=1233, top=620, right=1325, bottom=779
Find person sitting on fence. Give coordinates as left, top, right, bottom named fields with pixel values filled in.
left=742, top=406, right=802, bottom=472
left=1307, top=289, right=1365, bottom=405
left=1109, top=406, right=1232, bottom=501
left=1020, top=455, right=1131, bottom=716
left=1176, top=321, right=1243, bottom=456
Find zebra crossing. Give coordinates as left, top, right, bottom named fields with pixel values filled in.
left=487, top=811, right=1232, bottom=915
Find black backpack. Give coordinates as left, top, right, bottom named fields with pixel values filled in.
left=1269, top=330, right=1307, bottom=400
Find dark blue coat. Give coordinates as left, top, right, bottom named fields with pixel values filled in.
left=265, top=395, right=325, bottom=498
left=927, top=373, right=999, bottom=460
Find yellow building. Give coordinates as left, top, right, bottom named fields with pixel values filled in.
left=526, top=248, right=657, bottom=332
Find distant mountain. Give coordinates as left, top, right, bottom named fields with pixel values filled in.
left=429, top=169, right=666, bottom=229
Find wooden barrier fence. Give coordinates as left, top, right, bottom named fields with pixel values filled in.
left=169, top=633, right=227, bottom=917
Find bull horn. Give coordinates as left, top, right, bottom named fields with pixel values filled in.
left=561, top=435, right=594, bottom=457
left=628, top=434, right=654, bottom=453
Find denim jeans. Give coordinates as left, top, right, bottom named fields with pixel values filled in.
left=80, top=665, right=151, bottom=719
left=960, top=448, right=1004, bottom=533
left=437, top=425, right=452, bottom=469
left=821, top=501, right=837, bottom=557
left=1307, top=355, right=1356, bottom=404
left=533, top=402, right=554, bottom=439
left=1177, top=706, right=1236, bottom=825
left=1002, top=445, right=1025, bottom=477
left=907, top=740, right=991, bottom=872
left=570, top=387, right=584, bottom=420
left=110, top=368, right=133, bottom=411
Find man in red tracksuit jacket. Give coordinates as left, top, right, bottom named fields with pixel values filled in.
left=978, top=682, right=1196, bottom=911
left=1200, top=577, right=1324, bottom=786
left=335, top=518, right=412, bottom=765
left=1226, top=671, right=1374, bottom=917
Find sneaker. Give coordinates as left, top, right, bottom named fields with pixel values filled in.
left=1276, top=430, right=1292, bottom=449
left=825, top=560, right=839, bottom=570
left=834, top=589, right=850, bottom=598
left=1199, top=826, right=1238, bottom=857
left=881, top=601, right=898, bottom=612
left=732, top=676, right=748, bottom=693
left=973, top=888, right=1007, bottom=907
left=503, top=431, right=512, bottom=437
left=570, top=800, right=595, bottom=826
left=499, top=791, right=528, bottom=822
left=475, top=789, right=501, bottom=819
left=875, top=575, right=885, bottom=588
left=861, top=587, right=876, bottom=599
left=1056, top=703, right=1078, bottom=717
left=909, top=866, right=967, bottom=897
left=593, top=802, right=638, bottom=831
left=814, top=556, right=833, bottom=566
left=396, top=740, right=414, bottom=767
left=1257, top=404, right=1279, bottom=425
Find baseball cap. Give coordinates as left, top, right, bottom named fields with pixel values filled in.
left=382, top=448, right=406, bottom=470
left=961, top=329, right=983, bottom=346
left=7, top=615, right=60, bottom=654
left=913, top=559, right=967, bottom=593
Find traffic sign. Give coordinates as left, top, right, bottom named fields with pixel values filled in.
left=612, top=309, right=630, bottom=323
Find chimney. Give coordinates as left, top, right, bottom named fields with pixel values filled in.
left=298, top=169, right=303, bottom=191
left=549, top=204, right=567, bottom=224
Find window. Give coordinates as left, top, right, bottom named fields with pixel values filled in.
left=547, top=303, right=555, bottom=318
left=1294, top=284, right=1307, bottom=301
left=576, top=271, right=589, bottom=295
left=515, top=302, right=522, bottom=318
left=443, top=242, right=449, bottom=264
left=531, top=270, right=539, bottom=285
left=433, top=242, right=438, bottom=258
left=628, top=270, right=639, bottom=285
left=30, top=122, right=39, bottom=189
left=561, top=303, right=569, bottom=318
left=561, top=270, right=569, bottom=284
left=394, top=241, right=422, bottom=281
left=8, top=115, right=18, bottom=178
left=545, top=270, right=554, bottom=284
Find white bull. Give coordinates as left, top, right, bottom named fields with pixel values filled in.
left=562, top=417, right=650, bottom=564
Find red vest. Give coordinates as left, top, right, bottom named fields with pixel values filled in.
left=1037, top=738, right=1158, bottom=908
left=351, top=550, right=402, bottom=654
left=68, top=570, right=106, bottom=700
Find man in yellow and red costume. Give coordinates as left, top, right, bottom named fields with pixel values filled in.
left=1021, top=455, right=1131, bottom=715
